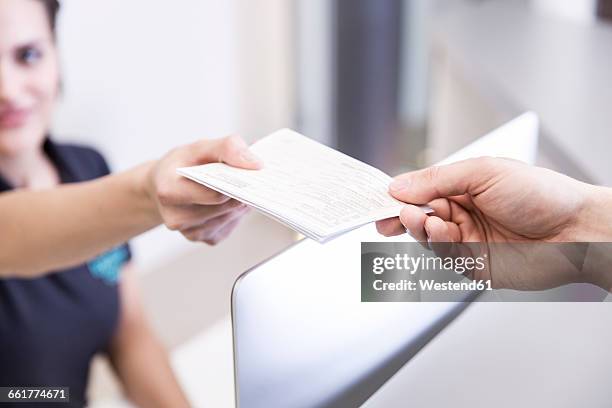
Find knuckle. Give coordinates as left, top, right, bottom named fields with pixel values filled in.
left=424, top=165, right=441, bottom=184
left=475, top=156, right=496, bottom=169
left=475, top=156, right=501, bottom=179
left=167, top=146, right=180, bottom=158
left=222, top=135, right=239, bottom=151
left=221, top=135, right=245, bottom=157
left=156, top=185, right=174, bottom=206
left=224, top=134, right=242, bottom=145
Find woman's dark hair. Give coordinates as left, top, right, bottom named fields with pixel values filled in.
left=37, top=0, right=61, bottom=33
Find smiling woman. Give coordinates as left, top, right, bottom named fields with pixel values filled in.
left=0, top=1, right=187, bottom=407
left=0, top=0, right=266, bottom=402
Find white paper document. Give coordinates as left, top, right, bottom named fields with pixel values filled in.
left=178, top=129, right=429, bottom=243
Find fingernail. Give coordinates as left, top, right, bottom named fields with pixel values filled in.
left=390, top=178, right=411, bottom=192
left=240, top=149, right=263, bottom=166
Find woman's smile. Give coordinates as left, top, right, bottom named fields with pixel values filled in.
left=0, top=105, right=32, bottom=129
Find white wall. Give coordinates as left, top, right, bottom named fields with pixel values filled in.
left=531, top=0, right=597, bottom=24
left=294, top=0, right=333, bottom=146
left=234, top=0, right=295, bottom=141
left=53, top=0, right=240, bottom=170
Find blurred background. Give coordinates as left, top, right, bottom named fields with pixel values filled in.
left=50, top=0, right=612, bottom=406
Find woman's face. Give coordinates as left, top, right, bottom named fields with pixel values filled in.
left=0, top=0, right=59, bottom=157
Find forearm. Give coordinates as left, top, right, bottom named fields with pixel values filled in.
left=573, top=185, right=612, bottom=241
left=110, top=326, right=190, bottom=408
left=575, top=185, right=612, bottom=291
left=0, top=162, right=161, bottom=278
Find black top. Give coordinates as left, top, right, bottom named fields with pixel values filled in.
left=0, top=140, right=131, bottom=407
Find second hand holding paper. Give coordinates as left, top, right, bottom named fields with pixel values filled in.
left=178, top=129, right=431, bottom=243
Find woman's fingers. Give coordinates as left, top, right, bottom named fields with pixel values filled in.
left=161, top=178, right=232, bottom=207
left=152, top=135, right=263, bottom=234
left=191, top=135, right=263, bottom=170
left=165, top=199, right=246, bottom=231
left=206, top=218, right=242, bottom=245
left=181, top=205, right=249, bottom=243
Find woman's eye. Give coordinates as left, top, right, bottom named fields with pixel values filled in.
left=18, top=47, right=43, bottom=65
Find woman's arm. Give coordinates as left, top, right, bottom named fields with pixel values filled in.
left=0, top=163, right=158, bottom=277
left=109, top=265, right=190, bottom=408
left=0, top=136, right=262, bottom=278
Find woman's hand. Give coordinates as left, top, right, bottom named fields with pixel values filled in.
left=147, top=135, right=262, bottom=245
left=0, top=135, right=262, bottom=277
